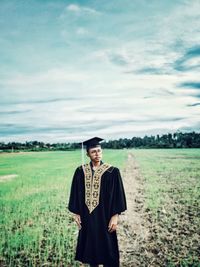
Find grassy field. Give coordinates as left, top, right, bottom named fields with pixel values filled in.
left=0, top=149, right=127, bottom=267
left=132, top=148, right=200, bottom=266
left=0, top=149, right=199, bottom=266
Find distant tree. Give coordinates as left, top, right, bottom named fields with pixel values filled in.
left=0, top=131, right=199, bottom=152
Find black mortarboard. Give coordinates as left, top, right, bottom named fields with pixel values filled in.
left=82, top=137, right=104, bottom=150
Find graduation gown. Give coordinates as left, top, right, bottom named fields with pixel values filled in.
left=67, top=160, right=127, bottom=266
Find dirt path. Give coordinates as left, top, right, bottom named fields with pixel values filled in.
left=118, top=152, right=149, bottom=267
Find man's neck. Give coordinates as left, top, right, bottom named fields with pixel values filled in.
left=91, top=160, right=102, bottom=168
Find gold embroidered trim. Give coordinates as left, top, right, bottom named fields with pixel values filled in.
left=82, top=163, right=112, bottom=214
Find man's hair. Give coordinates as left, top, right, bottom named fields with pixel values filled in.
left=87, top=145, right=101, bottom=153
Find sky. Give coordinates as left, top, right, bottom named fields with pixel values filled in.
left=0, top=0, right=200, bottom=143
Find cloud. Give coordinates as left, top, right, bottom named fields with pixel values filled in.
left=0, top=114, right=187, bottom=140
left=0, top=68, right=90, bottom=87
left=0, top=97, right=87, bottom=105
left=174, top=45, right=200, bottom=71
left=0, top=109, right=32, bottom=115
left=0, top=121, right=107, bottom=136
left=155, top=1, right=200, bottom=49
left=179, top=122, right=200, bottom=132
left=76, top=27, right=89, bottom=36
left=108, top=53, right=129, bottom=66
left=67, top=4, right=80, bottom=12
left=96, top=42, right=179, bottom=76
left=186, top=46, right=200, bottom=57
left=134, top=67, right=166, bottom=75
left=1, top=0, right=200, bottom=142
left=66, top=4, right=100, bottom=15
left=187, top=102, right=200, bottom=106
left=98, top=1, right=200, bottom=76
left=179, top=81, right=200, bottom=89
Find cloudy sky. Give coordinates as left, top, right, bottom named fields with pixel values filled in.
left=0, top=0, right=200, bottom=143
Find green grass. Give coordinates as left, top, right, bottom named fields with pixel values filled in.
left=131, top=148, right=200, bottom=266
left=0, top=149, right=127, bottom=267
left=131, top=148, right=200, bottom=211
left=0, top=148, right=199, bottom=266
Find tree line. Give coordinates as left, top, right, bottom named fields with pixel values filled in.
left=0, top=131, right=199, bottom=152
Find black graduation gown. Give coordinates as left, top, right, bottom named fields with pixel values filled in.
left=67, top=161, right=127, bottom=266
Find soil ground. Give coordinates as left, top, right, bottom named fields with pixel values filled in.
left=117, top=152, right=150, bottom=267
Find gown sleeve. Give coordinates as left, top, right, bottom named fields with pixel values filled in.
left=110, top=167, right=127, bottom=217
left=67, top=167, right=80, bottom=215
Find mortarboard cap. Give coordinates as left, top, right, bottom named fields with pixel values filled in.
left=82, top=136, right=104, bottom=150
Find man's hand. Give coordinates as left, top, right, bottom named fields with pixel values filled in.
left=108, top=214, right=119, bottom=233
left=73, top=214, right=82, bottom=230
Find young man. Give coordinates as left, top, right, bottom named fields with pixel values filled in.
left=68, top=137, right=127, bottom=267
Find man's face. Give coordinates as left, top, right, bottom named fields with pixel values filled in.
left=87, top=146, right=103, bottom=163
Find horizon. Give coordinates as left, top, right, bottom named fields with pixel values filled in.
left=1, top=130, right=198, bottom=145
